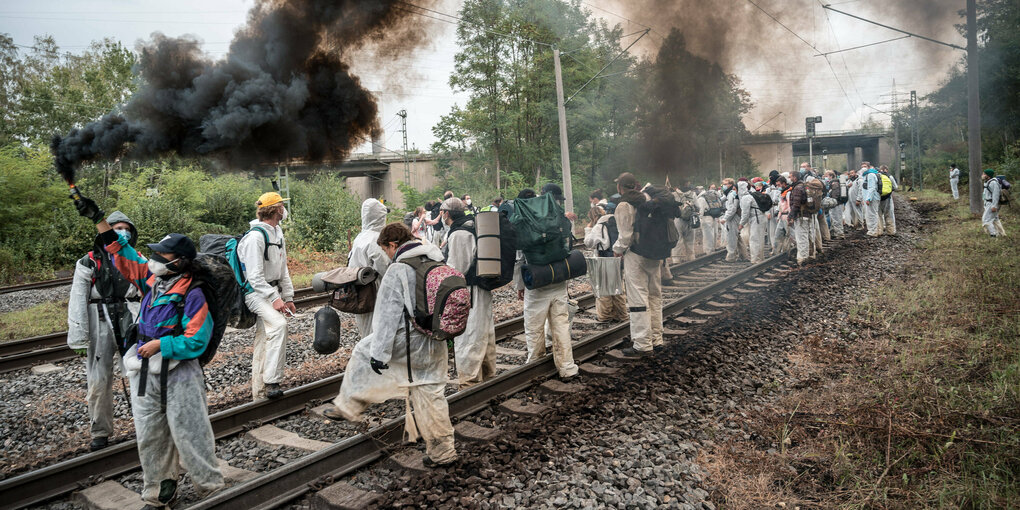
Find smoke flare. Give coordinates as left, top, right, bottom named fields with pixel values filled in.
left=51, top=0, right=430, bottom=182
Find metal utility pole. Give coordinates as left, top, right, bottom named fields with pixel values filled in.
left=806, top=116, right=821, bottom=169
left=966, top=0, right=982, bottom=214
left=553, top=49, right=574, bottom=214
left=398, top=109, right=410, bottom=185
left=910, top=91, right=922, bottom=191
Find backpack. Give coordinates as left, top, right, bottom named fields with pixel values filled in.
left=510, top=194, right=572, bottom=265
left=172, top=254, right=240, bottom=365
left=598, top=216, right=619, bottom=257
left=987, top=177, right=1012, bottom=205
left=804, top=180, right=824, bottom=214
left=402, top=212, right=415, bottom=230
left=750, top=191, right=773, bottom=214
left=703, top=191, right=724, bottom=217
left=451, top=212, right=518, bottom=291
left=430, top=202, right=444, bottom=232
left=632, top=187, right=680, bottom=260
left=879, top=174, right=893, bottom=199
left=199, top=227, right=280, bottom=329
left=399, top=255, right=471, bottom=341
left=678, top=197, right=696, bottom=221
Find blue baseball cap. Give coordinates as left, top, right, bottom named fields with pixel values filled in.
left=147, top=233, right=197, bottom=260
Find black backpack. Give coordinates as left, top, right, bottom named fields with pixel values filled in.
left=703, top=191, right=724, bottom=217
left=451, top=213, right=518, bottom=291
left=750, top=191, right=773, bottom=214
left=171, top=254, right=240, bottom=366
left=631, top=188, right=680, bottom=260
left=598, top=216, right=619, bottom=257
left=402, top=212, right=416, bottom=230
left=430, top=202, right=444, bottom=232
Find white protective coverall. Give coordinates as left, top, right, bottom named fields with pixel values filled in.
left=829, top=176, right=846, bottom=237
left=740, top=189, right=767, bottom=264
left=583, top=214, right=627, bottom=322
left=614, top=196, right=664, bottom=352
left=672, top=190, right=698, bottom=261
left=68, top=241, right=141, bottom=440
left=446, top=225, right=497, bottom=388
left=696, top=192, right=717, bottom=253
left=878, top=173, right=898, bottom=235
left=722, top=185, right=741, bottom=261
left=847, top=176, right=864, bottom=229
left=983, top=176, right=1006, bottom=236
left=950, top=167, right=961, bottom=200
left=238, top=219, right=295, bottom=399
left=767, top=184, right=781, bottom=249
left=773, top=188, right=791, bottom=255
left=332, top=241, right=457, bottom=464
left=861, top=171, right=883, bottom=236
left=348, top=199, right=391, bottom=337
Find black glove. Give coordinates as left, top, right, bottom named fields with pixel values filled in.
left=74, top=196, right=105, bottom=224
left=370, top=358, right=389, bottom=375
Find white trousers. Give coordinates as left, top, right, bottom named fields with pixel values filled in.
left=701, top=216, right=717, bottom=252
left=623, top=251, right=663, bottom=352
left=879, top=198, right=896, bottom=235
left=746, top=215, right=766, bottom=264
left=129, top=360, right=223, bottom=506
left=983, top=203, right=1005, bottom=236
left=724, top=221, right=740, bottom=261
left=773, top=217, right=791, bottom=255
left=829, top=204, right=845, bottom=237
left=523, top=281, right=578, bottom=378
left=85, top=307, right=126, bottom=439
left=245, top=293, right=288, bottom=399
left=864, top=200, right=882, bottom=236
left=950, top=178, right=959, bottom=199
left=793, top=217, right=813, bottom=264
left=453, top=287, right=496, bottom=388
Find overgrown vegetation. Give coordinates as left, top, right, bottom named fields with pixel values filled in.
left=705, top=192, right=1017, bottom=508
left=0, top=300, right=68, bottom=340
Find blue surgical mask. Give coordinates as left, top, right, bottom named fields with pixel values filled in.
left=113, top=229, right=131, bottom=244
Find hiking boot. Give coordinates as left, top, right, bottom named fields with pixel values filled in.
left=89, top=436, right=109, bottom=452
left=321, top=405, right=358, bottom=422
left=620, top=347, right=651, bottom=358
left=265, top=383, right=284, bottom=399
left=423, top=455, right=457, bottom=468
left=158, top=479, right=178, bottom=507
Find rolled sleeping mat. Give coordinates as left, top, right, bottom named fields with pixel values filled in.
left=313, top=306, right=342, bottom=355
left=521, top=249, right=587, bottom=290
left=474, top=211, right=501, bottom=278
left=312, top=266, right=377, bottom=292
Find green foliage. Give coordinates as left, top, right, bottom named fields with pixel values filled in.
left=398, top=181, right=444, bottom=213
left=0, top=35, right=136, bottom=146
left=199, top=174, right=264, bottom=234
left=287, top=174, right=362, bottom=252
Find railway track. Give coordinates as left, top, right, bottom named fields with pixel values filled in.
left=0, top=277, right=74, bottom=295
left=0, top=287, right=330, bottom=374
left=0, top=247, right=767, bottom=510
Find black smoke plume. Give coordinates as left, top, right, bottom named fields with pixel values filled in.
left=52, top=0, right=431, bottom=183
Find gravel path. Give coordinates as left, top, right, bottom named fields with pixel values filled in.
left=0, top=285, right=71, bottom=314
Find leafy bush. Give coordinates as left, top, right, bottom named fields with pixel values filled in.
left=287, top=174, right=362, bottom=252
left=199, top=173, right=265, bottom=234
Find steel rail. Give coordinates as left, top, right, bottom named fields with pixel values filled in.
left=0, top=249, right=728, bottom=509
left=0, top=277, right=73, bottom=295
left=187, top=252, right=788, bottom=510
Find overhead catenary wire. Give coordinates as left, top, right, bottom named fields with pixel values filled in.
left=565, top=29, right=649, bottom=104
left=813, top=35, right=912, bottom=57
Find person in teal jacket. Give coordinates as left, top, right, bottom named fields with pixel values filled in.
left=75, top=195, right=223, bottom=509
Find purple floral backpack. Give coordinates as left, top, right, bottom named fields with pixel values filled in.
left=400, top=256, right=470, bottom=341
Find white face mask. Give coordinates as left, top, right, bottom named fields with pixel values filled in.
left=148, top=259, right=171, bottom=277
left=465, top=199, right=472, bottom=206
left=280, top=207, right=288, bottom=222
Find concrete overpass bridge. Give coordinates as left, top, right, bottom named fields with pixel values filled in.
left=252, top=150, right=441, bottom=209
left=741, top=129, right=897, bottom=174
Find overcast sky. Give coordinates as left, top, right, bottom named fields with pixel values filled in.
left=0, top=0, right=964, bottom=153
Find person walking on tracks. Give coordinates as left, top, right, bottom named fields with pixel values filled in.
left=513, top=184, right=580, bottom=378
left=349, top=198, right=391, bottom=337
left=860, top=162, right=884, bottom=237
left=68, top=211, right=142, bottom=452
left=74, top=196, right=223, bottom=508
left=613, top=173, right=672, bottom=357
left=324, top=224, right=458, bottom=467
left=238, top=192, right=295, bottom=400
left=719, top=178, right=741, bottom=262
left=444, top=198, right=498, bottom=388
left=878, top=166, right=898, bottom=235
left=787, top=171, right=814, bottom=265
